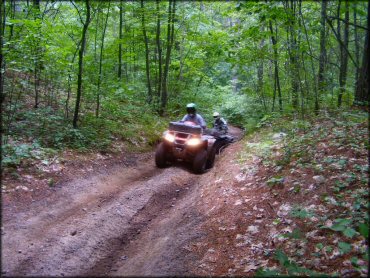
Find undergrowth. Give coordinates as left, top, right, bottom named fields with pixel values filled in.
left=239, top=108, right=369, bottom=276
left=1, top=103, right=168, bottom=168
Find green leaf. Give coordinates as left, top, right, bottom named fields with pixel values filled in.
left=350, top=257, right=359, bottom=266
left=330, top=224, right=346, bottom=232
left=255, top=267, right=280, bottom=276
left=329, top=218, right=352, bottom=232
left=275, top=249, right=290, bottom=267
left=343, top=228, right=357, bottom=238
left=291, top=207, right=313, bottom=219
left=338, top=242, right=351, bottom=255
left=358, top=223, right=369, bottom=238
left=315, top=243, right=324, bottom=250
left=291, top=228, right=303, bottom=239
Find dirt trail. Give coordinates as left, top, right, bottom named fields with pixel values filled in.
left=2, top=127, right=243, bottom=276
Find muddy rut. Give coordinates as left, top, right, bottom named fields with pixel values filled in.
left=2, top=127, right=243, bottom=276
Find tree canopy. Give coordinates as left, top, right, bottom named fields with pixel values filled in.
left=1, top=0, right=368, bottom=152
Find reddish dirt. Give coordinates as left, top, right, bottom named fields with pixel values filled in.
left=1, top=128, right=244, bottom=276
left=2, top=123, right=368, bottom=277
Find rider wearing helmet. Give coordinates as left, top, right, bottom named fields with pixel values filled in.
left=212, top=111, right=228, bottom=135
left=181, top=103, right=207, bottom=130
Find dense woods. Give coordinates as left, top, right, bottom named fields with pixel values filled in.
left=0, top=0, right=368, bottom=160
left=1, top=2, right=369, bottom=276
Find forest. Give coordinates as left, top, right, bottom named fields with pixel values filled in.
left=0, top=0, right=369, bottom=276
left=1, top=0, right=368, bottom=157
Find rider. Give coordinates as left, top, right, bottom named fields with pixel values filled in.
left=181, top=103, right=207, bottom=130
left=212, top=112, right=228, bottom=135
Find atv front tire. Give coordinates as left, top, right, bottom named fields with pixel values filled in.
left=155, top=142, right=168, bottom=168
left=206, top=147, right=217, bottom=169
left=193, top=149, right=207, bottom=174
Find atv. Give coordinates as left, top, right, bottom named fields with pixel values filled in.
left=155, top=121, right=233, bottom=174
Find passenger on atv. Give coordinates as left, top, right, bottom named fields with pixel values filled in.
left=205, top=112, right=233, bottom=160
left=211, top=111, right=228, bottom=135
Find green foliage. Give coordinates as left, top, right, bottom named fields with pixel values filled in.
left=267, top=176, right=285, bottom=188
left=1, top=140, right=56, bottom=167
left=256, top=249, right=320, bottom=276
left=290, top=206, right=314, bottom=219
left=321, top=218, right=359, bottom=239
left=338, top=242, right=352, bottom=255
left=282, top=228, right=303, bottom=239
left=357, top=222, right=369, bottom=238
left=2, top=0, right=368, bottom=174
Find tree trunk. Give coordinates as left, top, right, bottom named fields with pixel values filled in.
left=73, top=0, right=91, bottom=129
left=161, top=0, right=176, bottom=115
left=96, top=1, right=110, bottom=118
left=317, top=0, right=327, bottom=112
left=286, top=0, right=299, bottom=110
left=155, top=0, right=162, bottom=106
left=94, top=6, right=99, bottom=62
left=354, top=0, right=369, bottom=106
left=338, top=0, right=349, bottom=107
left=0, top=0, right=5, bottom=109
left=269, top=20, right=282, bottom=112
left=7, top=0, right=15, bottom=42
left=141, top=0, right=152, bottom=104
left=353, top=2, right=360, bottom=85
left=257, top=28, right=266, bottom=111
left=299, top=5, right=319, bottom=114
left=33, top=0, right=41, bottom=108
left=118, top=0, right=123, bottom=80
left=66, top=45, right=80, bottom=119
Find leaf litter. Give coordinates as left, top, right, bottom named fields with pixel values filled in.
left=189, top=111, right=368, bottom=277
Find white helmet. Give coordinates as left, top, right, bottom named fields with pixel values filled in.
left=213, top=112, right=220, bottom=118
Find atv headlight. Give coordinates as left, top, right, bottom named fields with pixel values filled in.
left=164, top=132, right=175, bottom=143
left=187, top=138, right=202, bottom=146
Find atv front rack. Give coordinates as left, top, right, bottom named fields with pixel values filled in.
left=169, top=122, right=202, bottom=135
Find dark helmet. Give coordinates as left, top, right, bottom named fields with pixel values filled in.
left=186, top=103, right=196, bottom=114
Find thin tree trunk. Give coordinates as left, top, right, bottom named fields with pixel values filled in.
left=161, top=0, right=176, bottom=115
left=285, top=0, right=299, bottom=110
left=141, top=0, right=152, bottom=104
left=297, top=0, right=305, bottom=118
left=299, top=6, right=319, bottom=114
left=7, top=0, right=15, bottom=42
left=338, top=0, right=349, bottom=107
left=317, top=0, right=327, bottom=112
left=124, top=16, right=128, bottom=81
left=269, top=20, right=282, bottom=112
left=257, top=28, right=266, bottom=111
left=353, top=2, right=360, bottom=86
left=132, top=29, right=137, bottom=74
left=66, top=44, right=80, bottom=119
left=96, top=1, right=110, bottom=118
left=155, top=0, right=162, bottom=106
left=73, top=0, right=91, bottom=129
left=33, top=0, right=41, bottom=108
left=0, top=0, right=6, bottom=122
left=272, top=64, right=276, bottom=112
left=118, top=0, right=123, bottom=80
left=94, top=6, right=99, bottom=62
left=354, top=0, right=369, bottom=106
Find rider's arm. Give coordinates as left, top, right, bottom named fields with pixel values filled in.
left=197, top=115, right=207, bottom=130
left=181, top=115, right=188, bottom=122
left=221, top=118, right=228, bottom=131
